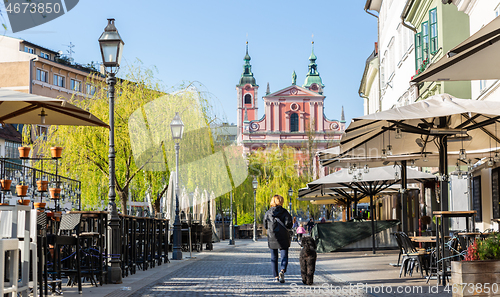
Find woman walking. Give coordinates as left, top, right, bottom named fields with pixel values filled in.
left=264, top=195, right=293, bottom=283
left=296, top=223, right=306, bottom=245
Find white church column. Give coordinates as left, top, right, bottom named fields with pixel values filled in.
left=309, top=102, right=316, bottom=130
left=274, top=102, right=280, bottom=131
left=318, top=102, right=324, bottom=132
left=266, top=102, right=271, bottom=132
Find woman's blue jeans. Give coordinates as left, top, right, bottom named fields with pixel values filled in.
left=271, top=249, right=288, bottom=277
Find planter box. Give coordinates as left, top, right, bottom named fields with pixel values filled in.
left=451, top=260, right=500, bottom=296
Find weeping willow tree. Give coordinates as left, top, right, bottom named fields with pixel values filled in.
left=247, top=145, right=312, bottom=223
left=30, top=62, right=234, bottom=212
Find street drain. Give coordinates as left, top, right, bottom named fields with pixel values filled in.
left=159, top=282, right=198, bottom=286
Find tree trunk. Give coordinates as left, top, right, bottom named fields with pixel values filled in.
left=153, top=193, right=161, bottom=217
left=118, top=189, right=127, bottom=215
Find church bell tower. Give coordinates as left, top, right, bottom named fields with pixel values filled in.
left=236, top=42, right=259, bottom=143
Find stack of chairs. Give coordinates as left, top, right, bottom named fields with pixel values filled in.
left=394, top=232, right=430, bottom=278
left=48, top=213, right=82, bottom=294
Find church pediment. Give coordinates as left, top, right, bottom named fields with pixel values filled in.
left=265, top=85, right=323, bottom=98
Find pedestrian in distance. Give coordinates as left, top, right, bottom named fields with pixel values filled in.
left=264, top=194, right=293, bottom=283
left=296, top=223, right=306, bottom=245
left=306, top=218, right=315, bottom=233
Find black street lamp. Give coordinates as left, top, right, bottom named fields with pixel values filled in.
left=252, top=177, right=258, bottom=241
left=170, top=112, right=184, bottom=260
left=98, top=18, right=124, bottom=284
left=229, top=190, right=235, bottom=245
left=288, top=187, right=293, bottom=214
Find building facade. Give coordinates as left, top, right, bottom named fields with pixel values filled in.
left=236, top=43, right=345, bottom=166
left=0, top=36, right=102, bottom=100
left=360, top=0, right=473, bottom=231
left=450, top=0, right=500, bottom=232
left=0, top=36, right=104, bottom=158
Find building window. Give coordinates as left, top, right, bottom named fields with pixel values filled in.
left=86, top=83, right=96, bottom=95
left=421, top=21, right=429, bottom=62
left=480, top=80, right=487, bottom=92
left=5, top=141, right=21, bottom=158
left=70, top=79, right=81, bottom=92
left=244, top=94, right=251, bottom=104
left=290, top=113, right=299, bottom=132
left=36, top=69, right=48, bottom=82
left=415, top=32, right=423, bottom=70
left=53, top=74, right=65, bottom=88
left=429, top=8, right=438, bottom=54
left=24, top=46, right=34, bottom=54
left=40, top=52, right=50, bottom=59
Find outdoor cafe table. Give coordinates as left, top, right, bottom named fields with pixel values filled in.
left=433, top=210, right=476, bottom=286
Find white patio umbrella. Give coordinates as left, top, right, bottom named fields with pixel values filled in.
left=0, top=89, right=108, bottom=127
left=337, top=94, right=500, bottom=220
left=411, top=15, right=500, bottom=83
left=306, top=166, right=436, bottom=254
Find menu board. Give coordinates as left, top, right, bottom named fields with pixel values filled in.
left=493, top=168, right=500, bottom=219
left=472, top=176, right=482, bottom=222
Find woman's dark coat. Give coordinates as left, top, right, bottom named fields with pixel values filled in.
left=264, top=206, right=293, bottom=250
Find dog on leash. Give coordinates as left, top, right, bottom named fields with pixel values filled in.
left=299, top=237, right=317, bottom=285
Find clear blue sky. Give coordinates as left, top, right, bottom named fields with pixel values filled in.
left=1, top=0, right=378, bottom=125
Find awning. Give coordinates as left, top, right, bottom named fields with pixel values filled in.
left=411, top=15, right=500, bottom=82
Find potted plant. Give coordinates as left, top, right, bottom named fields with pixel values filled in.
left=0, top=179, right=12, bottom=191
left=49, top=187, right=61, bottom=199
left=34, top=202, right=46, bottom=209
left=36, top=180, right=49, bottom=192
left=17, top=199, right=30, bottom=205
left=451, top=233, right=500, bottom=296
left=50, top=147, right=63, bottom=159
left=18, top=146, right=31, bottom=159
left=16, top=182, right=28, bottom=197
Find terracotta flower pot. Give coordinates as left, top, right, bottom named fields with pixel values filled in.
left=49, top=188, right=61, bottom=199
left=18, top=147, right=31, bottom=159
left=37, top=180, right=49, bottom=192
left=16, top=185, right=28, bottom=197
left=17, top=199, right=30, bottom=206
left=34, top=202, right=46, bottom=209
left=0, top=203, right=9, bottom=206
left=0, top=179, right=12, bottom=191
left=50, top=147, right=63, bottom=159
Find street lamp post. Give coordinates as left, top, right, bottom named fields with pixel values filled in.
left=288, top=187, right=293, bottom=215
left=170, top=112, right=184, bottom=260
left=229, top=191, right=235, bottom=245
left=98, top=18, right=124, bottom=284
left=252, top=177, right=258, bottom=241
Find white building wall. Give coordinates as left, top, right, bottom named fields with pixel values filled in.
left=0, top=36, right=34, bottom=62
left=455, top=0, right=500, bottom=102
left=452, top=0, right=500, bottom=231
left=378, top=0, right=416, bottom=111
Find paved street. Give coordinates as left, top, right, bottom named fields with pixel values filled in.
left=64, top=239, right=451, bottom=297
left=123, top=240, right=366, bottom=297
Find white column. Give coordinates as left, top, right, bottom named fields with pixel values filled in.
left=285, top=112, right=290, bottom=132
left=274, top=102, right=280, bottom=131
left=318, top=102, right=324, bottom=132
left=310, top=102, right=316, bottom=131
left=266, top=102, right=271, bottom=132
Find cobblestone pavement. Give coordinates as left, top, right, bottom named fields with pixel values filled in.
left=126, top=240, right=370, bottom=297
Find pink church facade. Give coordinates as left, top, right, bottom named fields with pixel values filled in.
left=236, top=42, right=345, bottom=174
